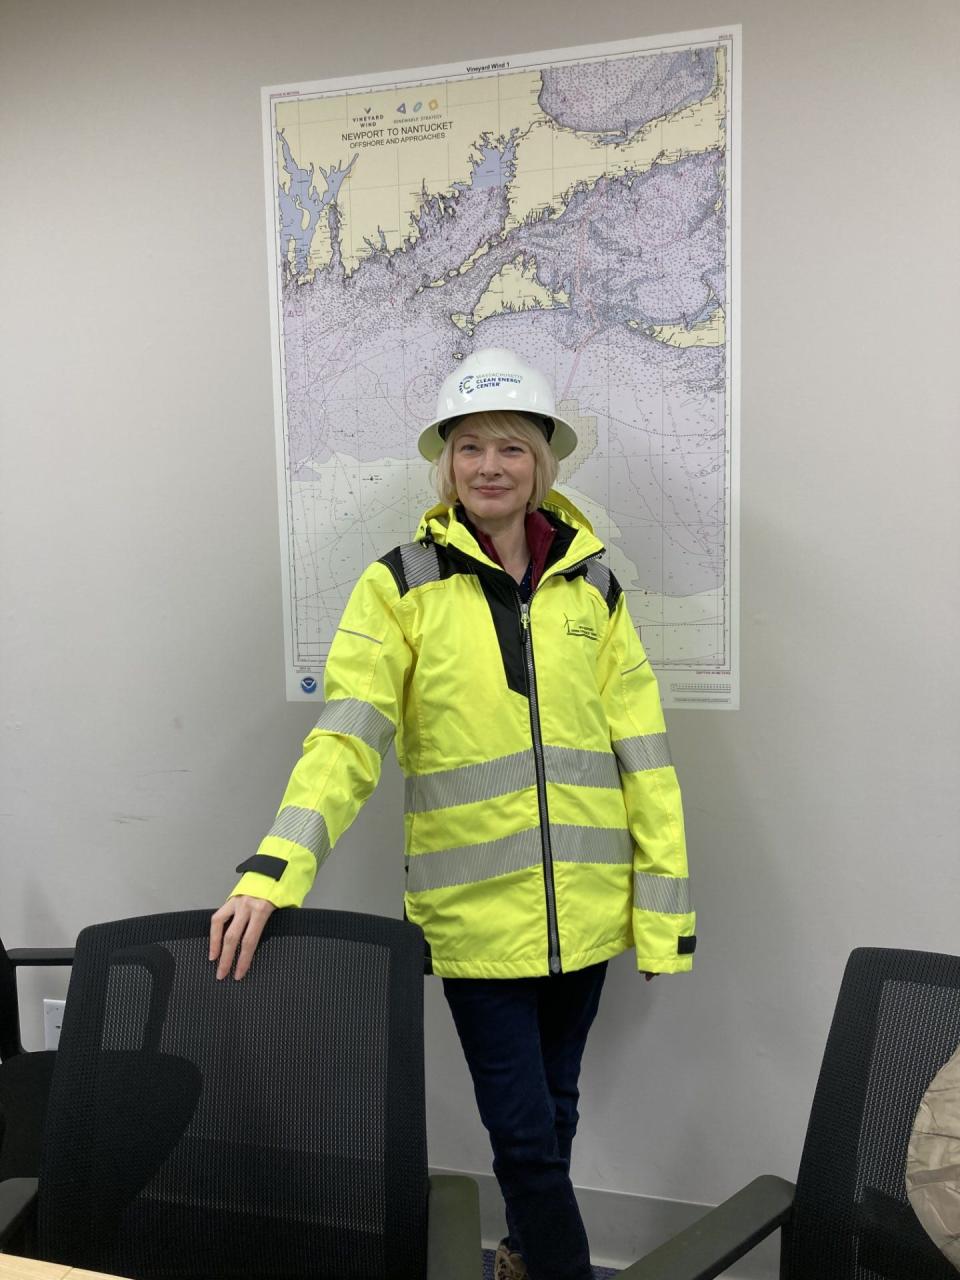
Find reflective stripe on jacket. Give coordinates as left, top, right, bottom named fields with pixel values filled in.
left=232, top=491, right=696, bottom=978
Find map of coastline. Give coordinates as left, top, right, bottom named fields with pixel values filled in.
left=266, top=32, right=738, bottom=706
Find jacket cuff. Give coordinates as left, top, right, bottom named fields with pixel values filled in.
left=230, top=871, right=305, bottom=909
left=636, top=952, right=694, bottom=974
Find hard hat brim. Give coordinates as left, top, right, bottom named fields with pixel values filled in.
left=417, top=412, right=579, bottom=462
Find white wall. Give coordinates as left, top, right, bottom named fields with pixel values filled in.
left=2, top=0, right=958, bottom=1219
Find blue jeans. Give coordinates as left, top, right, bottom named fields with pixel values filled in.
left=442, top=962, right=607, bottom=1280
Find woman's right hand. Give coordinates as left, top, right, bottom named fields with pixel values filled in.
left=209, top=895, right=276, bottom=980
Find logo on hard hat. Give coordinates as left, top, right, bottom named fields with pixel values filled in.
left=459, top=373, right=522, bottom=396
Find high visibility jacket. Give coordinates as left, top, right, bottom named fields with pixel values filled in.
left=232, top=492, right=696, bottom=978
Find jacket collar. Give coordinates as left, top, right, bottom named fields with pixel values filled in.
left=416, top=490, right=605, bottom=578
left=460, top=507, right=557, bottom=594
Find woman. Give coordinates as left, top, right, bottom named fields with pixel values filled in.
left=210, top=347, right=695, bottom=1280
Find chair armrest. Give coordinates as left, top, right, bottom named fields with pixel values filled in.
left=426, top=1173, right=482, bottom=1280
left=616, top=1175, right=796, bottom=1280
left=5, top=949, right=74, bottom=968
left=0, top=1177, right=39, bottom=1247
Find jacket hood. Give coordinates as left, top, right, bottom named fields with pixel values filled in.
left=415, top=489, right=597, bottom=548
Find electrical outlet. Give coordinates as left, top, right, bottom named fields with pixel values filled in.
left=43, top=998, right=66, bottom=1050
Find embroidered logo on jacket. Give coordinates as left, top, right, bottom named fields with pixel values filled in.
left=563, top=616, right=599, bottom=641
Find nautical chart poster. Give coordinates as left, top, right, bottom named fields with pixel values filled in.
left=262, top=26, right=741, bottom=707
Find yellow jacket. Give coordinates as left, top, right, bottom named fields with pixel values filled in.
left=233, top=493, right=695, bottom=978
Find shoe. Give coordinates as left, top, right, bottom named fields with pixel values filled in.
left=494, top=1239, right=527, bottom=1280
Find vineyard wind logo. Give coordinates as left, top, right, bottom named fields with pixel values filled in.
left=563, top=615, right=599, bottom=640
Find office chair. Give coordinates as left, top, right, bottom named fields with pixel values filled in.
left=0, top=934, right=73, bottom=1180
left=0, top=909, right=480, bottom=1279
left=617, top=947, right=960, bottom=1279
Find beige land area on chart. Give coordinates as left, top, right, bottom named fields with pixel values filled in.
left=275, top=45, right=727, bottom=333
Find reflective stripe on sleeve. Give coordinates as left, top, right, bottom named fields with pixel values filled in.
left=613, top=732, right=673, bottom=773
left=266, top=806, right=331, bottom=865
left=634, top=871, right=690, bottom=915
left=336, top=626, right=383, bottom=645
left=314, top=698, right=395, bottom=757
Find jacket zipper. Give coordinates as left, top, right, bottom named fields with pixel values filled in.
left=519, top=597, right=562, bottom=975
left=519, top=553, right=604, bottom=976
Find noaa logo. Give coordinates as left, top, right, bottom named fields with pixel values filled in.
left=300, top=676, right=318, bottom=694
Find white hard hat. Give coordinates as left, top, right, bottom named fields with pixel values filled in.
left=418, top=348, right=578, bottom=461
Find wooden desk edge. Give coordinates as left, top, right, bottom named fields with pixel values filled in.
left=0, top=1258, right=132, bottom=1279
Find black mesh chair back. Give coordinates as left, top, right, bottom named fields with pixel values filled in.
left=35, top=909, right=429, bottom=1280
left=784, top=947, right=960, bottom=1279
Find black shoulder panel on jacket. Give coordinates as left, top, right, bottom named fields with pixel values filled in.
left=379, top=542, right=457, bottom=597
left=378, top=547, right=408, bottom=595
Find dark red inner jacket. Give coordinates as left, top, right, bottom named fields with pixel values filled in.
left=461, top=507, right=556, bottom=594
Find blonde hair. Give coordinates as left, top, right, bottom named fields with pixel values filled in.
left=433, top=411, right=559, bottom=510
